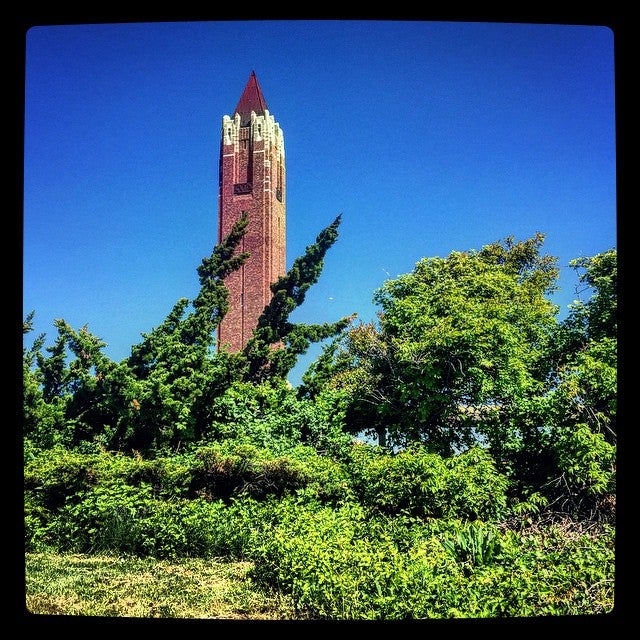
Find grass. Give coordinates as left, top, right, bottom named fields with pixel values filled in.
left=24, top=552, right=302, bottom=620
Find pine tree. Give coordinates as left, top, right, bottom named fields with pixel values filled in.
left=241, top=214, right=355, bottom=382
left=120, top=212, right=251, bottom=450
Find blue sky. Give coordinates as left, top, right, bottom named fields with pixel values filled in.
left=23, top=20, right=617, bottom=386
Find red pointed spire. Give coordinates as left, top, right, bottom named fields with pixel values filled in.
left=234, top=71, right=268, bottom=125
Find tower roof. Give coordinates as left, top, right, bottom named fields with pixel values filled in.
left=234, top=71, right=268, bottom=126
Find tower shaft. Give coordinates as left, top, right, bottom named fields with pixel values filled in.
left=218, top=72, right=286, bottom=352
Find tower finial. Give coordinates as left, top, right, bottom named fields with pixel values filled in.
left=234, top=71, right=268, bottom=126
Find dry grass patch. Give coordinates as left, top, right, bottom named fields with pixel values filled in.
left=25, top=553, right=300, bottom=620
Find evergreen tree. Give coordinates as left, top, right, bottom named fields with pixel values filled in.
left=111, top=211, right=252, bottom=451
left=23, top=214, right=251, bottom=453
left=241, top=214, right=355, bottom=383
left=23, top=212, right=356, bottom=454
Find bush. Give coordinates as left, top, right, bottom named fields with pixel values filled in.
left=347, top=444, right=508, bottom=521
left=137, top=496, right=271, bottom=559
left=24, top=447, right=103, bottom=511
left=250, top=500, right=614, bottom=619
left=24, top=445, right=320, bottom=557
left=551, top=424, right=616, bottom=499
left=23, top=443, right=614, bottom=618
left=189, top=443, right=310, bottom=501
left=41, top=473, right=280, bottom=560
left=294, top=451, right=356, bottom=505
left=444, top=447, right=509, bottom=520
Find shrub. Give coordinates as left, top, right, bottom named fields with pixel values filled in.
left=24, top=447, right=103, bottom=511
left=294, top=452, right=356, bottom=505
left=52, top=480, right=156, bottom=553
left=126, top=455, right=194, bottom=498
left=347, top=444, right=508, bottom=521
left=250, top=501, right=614, bottom=619
left=23, top=445, right=352, bottom=556
left=189, top=443, right=310, bottom=501
left=250, top=500, right=478, bottom=619
left=444, top=447, right=509, bottom=520
left=551, top=424, right=616, bottom=498
left=24, top=491, right=57, bottom=552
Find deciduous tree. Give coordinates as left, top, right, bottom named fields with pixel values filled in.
left=326, top=234, right=560, bottom=455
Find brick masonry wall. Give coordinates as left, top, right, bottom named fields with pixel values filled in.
left=218, top=111, right=285, bottom=352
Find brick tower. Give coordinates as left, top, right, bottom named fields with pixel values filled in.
left=217, top=71, right=286, bottom=352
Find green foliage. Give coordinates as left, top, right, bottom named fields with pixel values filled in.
left=293, top=451, right=356, bottom=505
left=441, top=522, right=500, bottom=569
left=53, top=480, right=155, bottom=553
left=24, top=440, right=614, bottom=618
left=548, top=250, right=617, bottom=442
left=316, top=234, right=560, bottom=455
left=113, top=213, right=252, bottom=451
left=250, top=499, right=614, bottom=619
left=548, top=424, right=616, bottom=505
left=308, top=239, right=616, bottom=522
left=241, top=214, right=355, bottom=383
left=201, top=379, right=353, bottom=458
left=444, top=446, right=509, bottom=520
left=23, top=228, right=617, bottom=619
left=24, top=447, right=102, bottom=511
left=347, top=444, right=507, bottom=520
left=21, top=213, right=251, bottom=455
left=190, top=442, right=310, bottom=501
left=564, top=249, right=617, bottom=345
left=536, top=249, right=616, bottom=515
left=24, top=445, right=299, bottom=559
left=23, top=213, right=353, bottom=456
left=51, top=483, right=269, bottom=559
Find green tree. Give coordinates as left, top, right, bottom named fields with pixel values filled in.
left=323, top=234, right=560, bottom=455
left=23, top=312, right=117, bottom=450
left=241, top=214, right=355, bottom=383
left=309, top=239, right=616, bottom=519
left=23, top=312, right=68, bottom=450
left=23, top=214, right=251, bottom=454
left=23, top=212, right=353, bottom=455
left=540, top=249, right=617, bottom=514
left=119, top=213, right=252, bottom=451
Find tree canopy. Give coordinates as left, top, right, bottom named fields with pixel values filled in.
left=241, top=214, right=355, bottom=383
left=23, top=226, right=616, bottom=519
left=301, top=236, right=616, bottom=516
left=23, top=213, right=352, bottom=454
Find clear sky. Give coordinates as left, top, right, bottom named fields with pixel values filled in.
left=22, top=19, right=617, bottom=386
